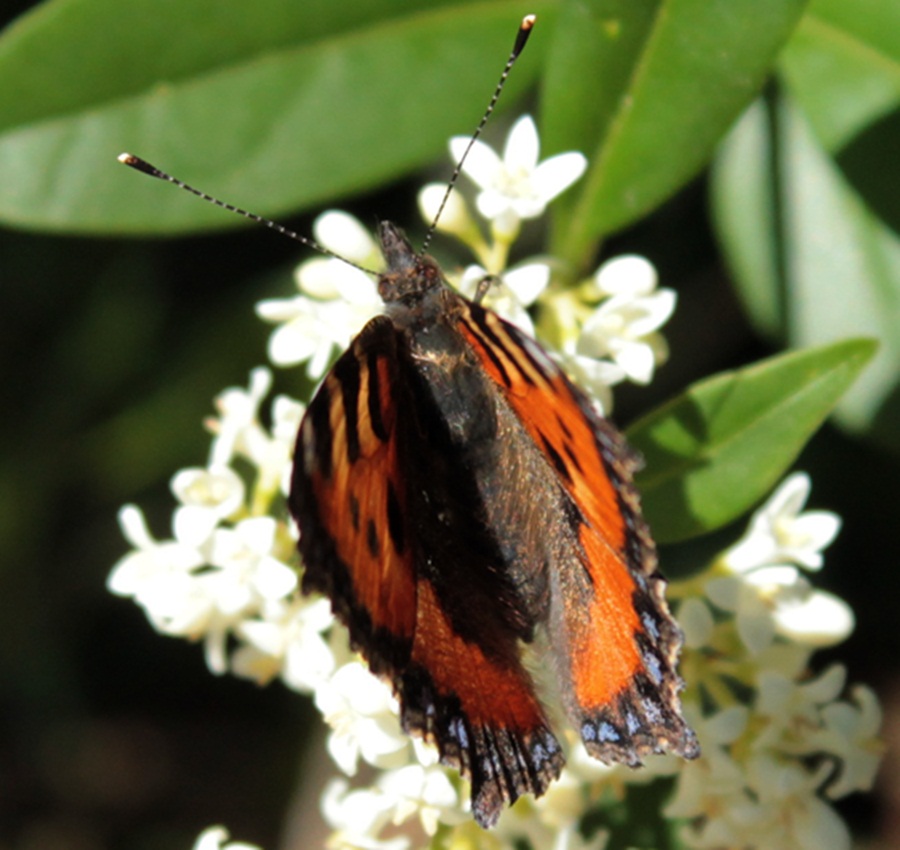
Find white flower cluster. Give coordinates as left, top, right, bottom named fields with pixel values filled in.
left=109, top=116, right=881, bottom=850
left=107, top=370, right=343, bottom=695
left=669, top=474, right=882, bottom=850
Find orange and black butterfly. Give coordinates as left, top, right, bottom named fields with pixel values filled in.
left=289, top=219, right=699, bottom=827
left=119, top=12, right=699, bottom=830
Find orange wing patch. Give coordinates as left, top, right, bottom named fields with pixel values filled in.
left=291, top=317, right=416, bottom=672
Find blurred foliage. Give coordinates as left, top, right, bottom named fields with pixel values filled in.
left=1, top=0, right=897, bottom=848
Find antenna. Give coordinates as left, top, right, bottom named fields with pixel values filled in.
left=118, top=14, right=536, bottom=269
left=117, top=153, right=377, bottom=275
left=420, top=13, right=535, bottom=254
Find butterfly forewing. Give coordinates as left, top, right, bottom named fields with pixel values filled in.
left=292, top=317, right=417, bottom=674
left=456, top=302, right=699, bottom=763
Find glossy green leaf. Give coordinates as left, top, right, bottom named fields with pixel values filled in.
left=0, top=0, right=551, bottom=234
left=628, top=338, right=877, bottom=543
left=780, top=0, right=900, bottom=234
left=711, top=97, right=900, bottom=441
left=540, top=0, right=808, bottom=269
left=780, top=0, right=900, bottom=150
left=709, top=99, right=783, bottom=341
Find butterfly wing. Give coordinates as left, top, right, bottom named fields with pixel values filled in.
left=291, top=314, right=563, bottom=827
left=456, top=301, right=699, bottom=763
left=291, top=316, right=417, bottom=674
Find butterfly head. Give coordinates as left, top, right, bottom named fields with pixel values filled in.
left=377, top=221, right=445, bottom=309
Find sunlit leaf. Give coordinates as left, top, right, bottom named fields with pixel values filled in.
left=629, top=338, right=876, bottom=542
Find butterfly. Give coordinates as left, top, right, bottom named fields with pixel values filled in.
left=116, top=11, right=698, bottom=829
left=289, top=222, right=700, bottom=828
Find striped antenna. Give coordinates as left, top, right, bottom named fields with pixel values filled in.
left=116, top=153, right=377, bottom=275
left=119, top=14, right=536, bottom=270
left=420, top=13, right=536, bottom=254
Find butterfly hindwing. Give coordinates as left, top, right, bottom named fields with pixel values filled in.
left=402, top=576, right=563, bottom=827
left=456, top=300, right=699, bottom=763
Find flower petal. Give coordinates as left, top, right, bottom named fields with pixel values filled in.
left=595, top=254, right=658, bottom=297
left=530, top=151, right=588, bottom=203
left=503, top=115, right=540, bottom=172
left=314, top=211, right=376, bottom=261
left=451, top=137, right=501, bottom=190
left=772, top=590, right=855, bottom=647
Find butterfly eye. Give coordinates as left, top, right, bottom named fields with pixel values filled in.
left=419, top=261, right=442, bottom=285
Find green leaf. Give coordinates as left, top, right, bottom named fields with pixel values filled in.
left=780, top=0, right=900, bottom=151
left=540, top=0, right=808, bottom=269
left=628, top=338, right=877, bottom=543
left=780, top=0, right=900, bottom=235
left=711, top=96, right=900, bottom=440
left=709, top=99, right=784, bottom=341
left=0, top=0, right=550, bottom=234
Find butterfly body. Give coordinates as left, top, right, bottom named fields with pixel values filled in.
left=291, top=222, right=698, bottom=827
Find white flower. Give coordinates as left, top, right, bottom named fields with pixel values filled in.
left=754, top=665, right=846, bottom=753
left=204, top=518, right=297, bottom=607
left=110, top=501, right=297, bottom=675
left=315, top=662, right=409, bottom=775
left=167, top=517, right=297, bottom=672
left=666, top=706, right=752, bottom=845
left=207, top=368, right=273, bottom=467
left=108, top=505, right=206, bottom=599
left=417, top=182, right=475, bottom=240
left=232, top=596, right=335, bottom=692
left=814, top=685, right=883, bottom=799
left=705, top=568, right=782, bottom=653
left=706, top=473, right=850, bottom=654
left=451, top=115, right=586, bottom=236
left=723, top=472, right=841, bottom=573
left=170, top=466, right=245, bottom=547
left=706, top=568, right=852, bottom=654
left=202, top=372, right=303, bottom=502
left=457, top=261, right=550, bottom=334
left=192, top=825, right=262, bottom=850
left=770, top=587, right=854, bottom=647
left=742, top=757, right=852, bottom=850
left=256, top=212, right=382, bottom=377
left=575, top=255, right=676, bottom=385
left=377, top=763, right=464, bottom=835
left=321, top=779, right=408, bottom=850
